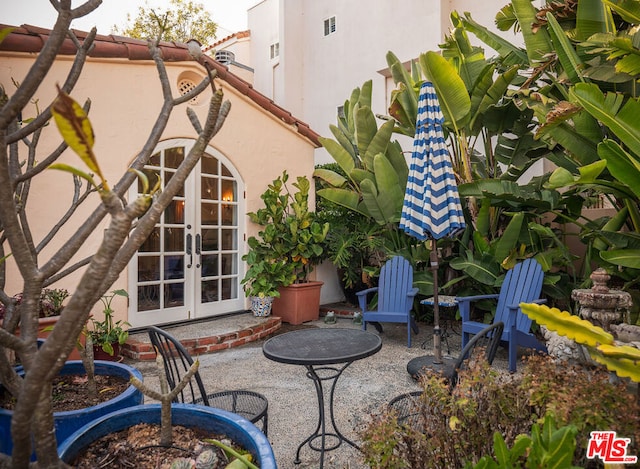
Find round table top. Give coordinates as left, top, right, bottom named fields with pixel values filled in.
left=262, top=328, right=382, bottom=366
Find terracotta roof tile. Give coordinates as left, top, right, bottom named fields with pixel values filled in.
left=206, top=30, right=251, bottom=51
left=0, top=24, right=320, bottom=147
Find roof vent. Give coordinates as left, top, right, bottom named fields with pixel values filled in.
left=177, top=77, right=200, bottom=105
left=215, top=50, right=235, bottom=65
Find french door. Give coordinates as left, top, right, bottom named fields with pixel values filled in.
left=128, top=139, right=245, bottom=327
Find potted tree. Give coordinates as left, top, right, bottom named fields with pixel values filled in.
left=0, top=3, right=233, bottom=466
left=0, top=360, right=143, bottom=459
left=59, top=357, right=276, bottom=467
left=89, top=289, right=130, bottom=360
left=245, top=171, right=329, bottom=324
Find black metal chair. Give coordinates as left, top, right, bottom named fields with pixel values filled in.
left=146, top=325, right=269, bottom=435
left=391, top=321, right=504, bottom=427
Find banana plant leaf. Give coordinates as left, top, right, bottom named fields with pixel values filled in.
left=602, top=0, right=640, bottom=23
left=458, top=12, right=528, bottom=65
left=600, top=249, right=640, bottom=268
left=316, top=188, right=365, bottom=216
left=329, top=124, right=357, bottom=162
left=319, top=136, right=355, bottom=176
left=360, top=154, right=404, bottom=226
left=546, top=13, right=586, bottom=84
left=355, top=106, right=379, bottom=167
left=571, top=83, right=640, bottom=158
left=470, top=65, right=520, bottom=130
left=363, top=119, right=395, bottom=169
left=494, top=212, right=524, bottom=264
left=312, top=168, right=348, bottom=188
left=598, top=139, right=640, bottom=199
left=459, top=180, right=560, bottom=210
left=419, top=51, right=471, bottom=132
left=575, top=0, right=616, bottom=41
left=450, top=252, right=502, bottom=286
left=511, top=0, right=553, bottom=63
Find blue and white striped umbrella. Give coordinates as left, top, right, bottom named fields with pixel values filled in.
left=400, top=81, right=465, bottom=241
left=399, top=81, right=465, bottom=362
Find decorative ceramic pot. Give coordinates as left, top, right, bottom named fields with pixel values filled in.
left=0, top=360, right=143, bottom=457
left=58, top=404, right=277, bottom=468
left=250, top=296, right=274, bottom=317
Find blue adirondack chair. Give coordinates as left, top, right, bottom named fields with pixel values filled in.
left=357, top=256, right=419, bottom=347
left=458, top=258, right=547, bottom=372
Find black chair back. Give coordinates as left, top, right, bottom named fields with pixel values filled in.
left=450, top=321, right=504, bottom=389
left=147, top=325, right=210, bottom=406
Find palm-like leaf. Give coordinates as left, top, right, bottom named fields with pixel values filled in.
left=571, top=83, right=640, bottom=157
left=419, top=51, right=471, bottom=132
left=602, top=0, right=640, bottom=24
left=546, top=13, right=586, bottom=84
left=575, top=0, right=616, bottom=41
left=512, top=0, right=553, bottom=64
left=598, top=139, right=640, bottom=199
left=459, top=12, right=528, bottom=64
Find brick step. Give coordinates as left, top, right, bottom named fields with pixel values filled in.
left=121, top=315, right=282, bottom=361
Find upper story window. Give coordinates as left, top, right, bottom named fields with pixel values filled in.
left=270, top=42, right=280, bottom=59
left=324, top=16, right=336, bottom=36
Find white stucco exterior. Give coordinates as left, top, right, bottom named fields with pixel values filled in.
left=239, top=0, right=521, bottom=167
left=215, top=0, right=520, bottom=304
left=1, top=34, right=319, bottom=327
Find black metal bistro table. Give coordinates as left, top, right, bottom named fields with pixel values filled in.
left=262, top=328, right=382, bottom=468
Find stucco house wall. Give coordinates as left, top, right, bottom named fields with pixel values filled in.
left=1, top=25, right=320, bottom=327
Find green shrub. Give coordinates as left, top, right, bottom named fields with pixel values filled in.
left=361, top=355, right=639, bottom=468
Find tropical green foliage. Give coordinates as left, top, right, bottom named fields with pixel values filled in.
left=315, top=163, right=386, bottom=294
left=469, top=415, right=579, bottom=469
left=90, top=289, right=130, bottom=356
left=382, top=12, right=577, bottom=305
left=382, top=0, right=640, bottom=307
left=113, top=0, right=218, bottom=44
left=314, top=82, right=433, bottom=296
left=314, top=80, right=409, bottom=227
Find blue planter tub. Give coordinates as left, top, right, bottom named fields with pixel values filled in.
left=0, top=360, right=143, bottom=457
left=58, top=404, right=276, bottom=469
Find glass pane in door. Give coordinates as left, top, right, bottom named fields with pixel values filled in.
left=136, top=146, right=186, bottom=312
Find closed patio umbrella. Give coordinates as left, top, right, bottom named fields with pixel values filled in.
left=399, top=81, right=465, bottom=363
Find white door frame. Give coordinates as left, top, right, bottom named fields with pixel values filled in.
left=127, top=139, right=245, bottom=328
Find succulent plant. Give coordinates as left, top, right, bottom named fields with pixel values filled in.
left=169, top=457, right=196, bottom=469
left=195, top=449, right=219, bottom=469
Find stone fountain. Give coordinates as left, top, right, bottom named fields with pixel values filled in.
left=542, top=268, right=636, bottom=364
left=572, top=268, right=633, bottom=330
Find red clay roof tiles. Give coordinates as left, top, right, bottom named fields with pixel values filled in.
left=0, top=24, right=320, bottom=147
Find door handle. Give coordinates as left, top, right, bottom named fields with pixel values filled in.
left=186, top=233, right=193, bottom=268
left=195, top=233, right=201, bottom=268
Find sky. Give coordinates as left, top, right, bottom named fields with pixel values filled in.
left=2, top=0, right=262, bottom=39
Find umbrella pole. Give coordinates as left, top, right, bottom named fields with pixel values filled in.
left=430, top=238, right=442, bottom=364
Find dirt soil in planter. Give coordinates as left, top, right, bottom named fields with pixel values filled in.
left=72, top=423, right=251, bottom=468
left=0, top=374, right=129, bottom=412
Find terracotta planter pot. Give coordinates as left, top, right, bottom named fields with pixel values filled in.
left=16, top=316, right=84, bottom=360
left=271, top=281, right=323, bottom=325
left=92, top=343, right=122, bottom=362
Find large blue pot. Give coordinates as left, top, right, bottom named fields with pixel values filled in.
left=58, top=404, right=276, bottom=468
left=0, top=360, right=143, bottom=457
